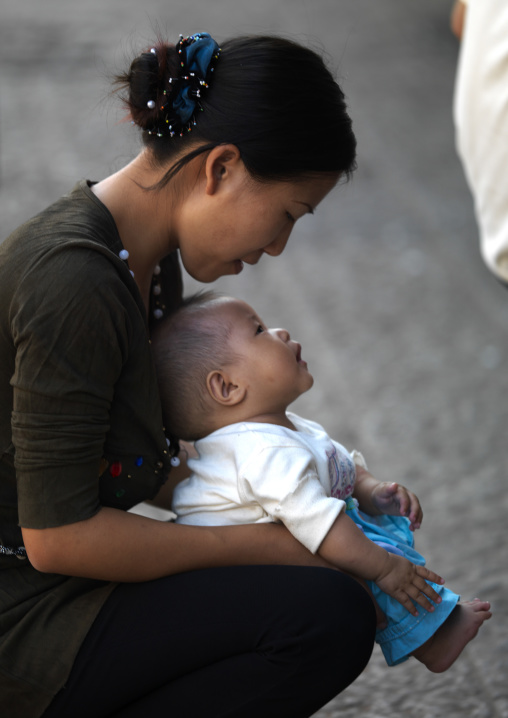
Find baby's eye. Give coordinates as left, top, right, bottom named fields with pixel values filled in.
left=255, top=324, right=264, bottom=335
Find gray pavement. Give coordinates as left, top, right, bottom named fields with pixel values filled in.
left=1, top=1, right=507, bottom=716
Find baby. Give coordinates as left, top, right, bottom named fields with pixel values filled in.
left=152, top=291, right=492, bottom=671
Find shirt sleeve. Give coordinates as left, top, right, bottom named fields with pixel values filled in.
left=238, top=442, right=345, bottom=554
left=351, top=449, right=368, bottom=469
left=11, top=247, right=134, bottom=529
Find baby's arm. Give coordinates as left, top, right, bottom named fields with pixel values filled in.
left=318, top=511, right=443, bottom=615
left=353, top=464, right=423, bottom=530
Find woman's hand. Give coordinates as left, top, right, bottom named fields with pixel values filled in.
left=370, top=482, right=423, bottom=531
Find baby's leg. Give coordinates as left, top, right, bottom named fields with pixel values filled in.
left=412, top=599, right=492, bottom=673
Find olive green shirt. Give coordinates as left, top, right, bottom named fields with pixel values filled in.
left=0, top=181, right=182, bottom=716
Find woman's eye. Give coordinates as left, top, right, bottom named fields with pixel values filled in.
left=286, top=211, right=295, bottom=222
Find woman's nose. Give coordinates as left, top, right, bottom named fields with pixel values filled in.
left=263, top=232, right=290, bottom=257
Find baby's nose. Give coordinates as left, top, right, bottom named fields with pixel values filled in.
left=273, top=328, right=290, bottom=341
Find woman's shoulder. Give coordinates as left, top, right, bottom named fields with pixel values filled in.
left=3, top=180, right=115, bottom=243
left=9, top=183, right=123, bottom=269
left=2, top=182, right=134, bottom=303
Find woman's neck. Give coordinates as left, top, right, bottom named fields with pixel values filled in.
left=92, top=152, right=179, bottom=309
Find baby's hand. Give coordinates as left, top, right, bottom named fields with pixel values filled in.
left=371, top=482, right=422, bottom=530
left=374, top=553, right=444, bottom=615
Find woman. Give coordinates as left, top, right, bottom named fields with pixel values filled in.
left=0, top=32, right=375, bottom=717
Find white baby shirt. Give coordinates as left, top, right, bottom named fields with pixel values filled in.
left=173, top=413, right=361, bottom=554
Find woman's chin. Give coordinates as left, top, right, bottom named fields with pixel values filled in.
left=185, top=259, right=245, bottom=283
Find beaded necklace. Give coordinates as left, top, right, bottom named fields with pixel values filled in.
left=119, top=248, right=165, bottom=321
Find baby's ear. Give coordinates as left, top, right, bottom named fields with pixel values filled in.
left=207, top=370, right=246, bottom=406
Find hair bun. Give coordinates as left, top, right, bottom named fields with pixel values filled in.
left=114, top=34, right=356, bottom=186
left=116, top=34, right=220, bottom=138
left=116, top=41, right=179, bottom=132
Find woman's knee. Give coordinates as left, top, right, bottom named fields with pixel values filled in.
left=294, top=568, right=376, bottom=674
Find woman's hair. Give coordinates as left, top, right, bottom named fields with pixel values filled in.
left=151, top=291, right=234, bottom=441
left=114, top=33, right=356, bottom=187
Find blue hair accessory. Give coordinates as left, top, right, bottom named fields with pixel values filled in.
left=146, top=32, right=221, bottom=138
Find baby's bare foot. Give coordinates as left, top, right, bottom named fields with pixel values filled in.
left=412, top=599, right=492, bottom=673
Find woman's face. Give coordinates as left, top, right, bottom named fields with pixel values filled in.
left=175, top=161, right=339, bottom=283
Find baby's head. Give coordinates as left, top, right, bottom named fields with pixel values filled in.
left=152, top=292, right=233, bottom=441
left=152, top=292, right=313, bottom=441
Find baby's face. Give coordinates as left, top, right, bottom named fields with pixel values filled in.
left=213, top=298, right=314, bottom=411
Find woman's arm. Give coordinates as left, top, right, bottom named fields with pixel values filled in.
left=21, top=508, right=335, bottom=582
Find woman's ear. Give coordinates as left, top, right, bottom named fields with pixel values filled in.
left=204, top=144, right=243, bottom=196
left=207, top=369, right=246, bottom=406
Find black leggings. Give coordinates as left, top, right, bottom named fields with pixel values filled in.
left=43, top=566, right=375, bottom=718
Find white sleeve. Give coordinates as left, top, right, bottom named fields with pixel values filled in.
left=239, top=444, right=345, bottom=554
left=351, top=449, right=368, bottom=469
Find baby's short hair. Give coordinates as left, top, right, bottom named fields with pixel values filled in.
left=151, top=291, right=234, bottom=441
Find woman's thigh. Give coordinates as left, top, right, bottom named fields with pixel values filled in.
left=43, top=565, right=375, bottom=718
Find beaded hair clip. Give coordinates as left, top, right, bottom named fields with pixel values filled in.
left=146, top=32, right=221, bottom=138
